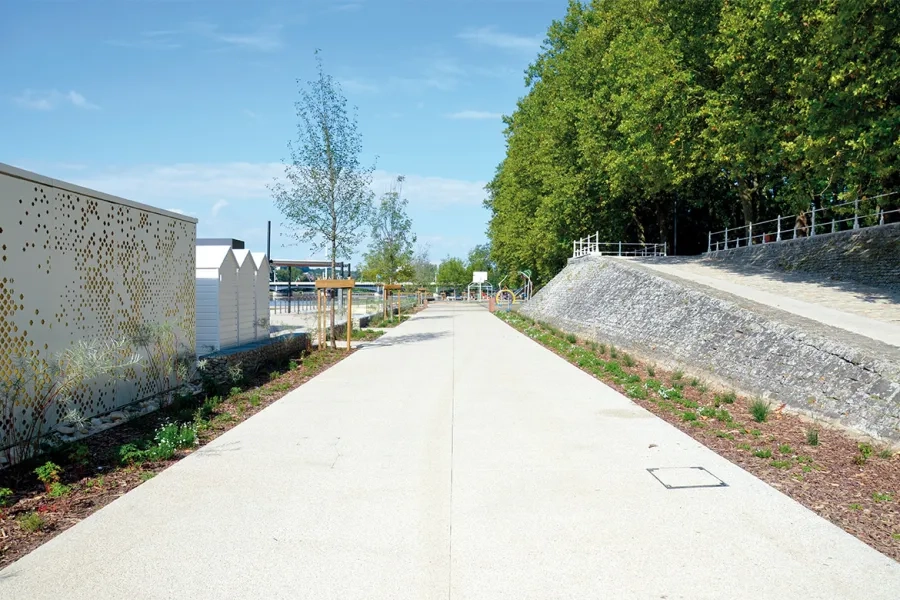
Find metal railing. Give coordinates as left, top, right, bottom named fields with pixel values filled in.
left=573, top=233, right=667, bottom=258
left=707, top=193, right=899, bottom=253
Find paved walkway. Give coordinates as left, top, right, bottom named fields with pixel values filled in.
left=634, top=258, right=900, bottom=347
left=2, top=304, right=898, bottom=599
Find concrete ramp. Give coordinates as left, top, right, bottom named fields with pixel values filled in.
left=521, top=256, right=900, bottom=442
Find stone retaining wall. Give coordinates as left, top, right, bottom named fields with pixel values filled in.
left=199, top=332, right=310, bottom=387
left=520, top=256, right=900, bottom=442
left=704, top=223, right=900, bottom=289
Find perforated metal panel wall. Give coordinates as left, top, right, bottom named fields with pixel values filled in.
left=0, top=164, right=197, bottom=447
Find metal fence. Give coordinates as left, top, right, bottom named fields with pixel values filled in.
left=573, top=233, right=667, bottom=258
left=707, top=194, right=899, bottom=252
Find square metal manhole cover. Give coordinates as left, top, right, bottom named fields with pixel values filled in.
left=647, top=467, right=727, bottom=489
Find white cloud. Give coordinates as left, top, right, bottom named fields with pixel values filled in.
left=447, top=110, right=503, bottom=120
left=458, top=27, right=542, bottom=53
left=71, top=162, right=487, bottom=209
left=243, top=109, right=260, bottom=120
left=108, top=23, right=283, bottom=52
left=14, top=89, right=99, bottom=111
left=211, top=199, right=229, bottom=217
left=339, top=78, right=380, bottom=94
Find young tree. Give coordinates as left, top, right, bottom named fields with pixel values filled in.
left=411, top=244, right=437, bottom=287
left=270, top=51, right=375, bottom=346
left=360, top=176, right=416, bottom=284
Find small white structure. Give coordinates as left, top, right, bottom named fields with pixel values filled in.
left=250, top=252, right=270, bottom=340
left=232, top=249, right=256, bottom=345
left=196, top=246, right=239, bottom=354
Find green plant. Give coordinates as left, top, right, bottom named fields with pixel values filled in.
left=622, top=354, right=635, bottom=367
left=625, top=384, right=647, bottom=400
left=228, top=364, right=244, bottom=385
left=778, top=444, right=793, bottom=455
left=269, top=371, right=281, bottom=381
left=289, top=359, right=299, bottom=370
left=872, top=492, right=893, bottom=503
left=697, top=382, right=708, bottom=394
left=853, top=454, right=867, bottom=466
left=750, top=429, right=762, bottom=437
left=737, top=443, right=752, bottom=450
left=715, top=430, right=734, bottom=439
left=699, top=406, right=717, bottom=418
left=716, top=391, right=737, bottom=404
left=269, top=382, right=292, bottom=392
left=565, top=333, right=577, bottom=344
left=589, top=341, right=597, bottom=351
left=1, top=338, right=141, bottom=464
left=858, top=443, right=874, bottom=458
left=770, top=459, right=792, bottom=469
left=805, top=428, right=819, bottom=446
left=715, top=409, right=732, bottom=423
left=878, top=449, right=893, bottom=459
left=48, top=482, right=72, bottom=498
left=689, top=377, right=700, bottom=387
left=893, top=533, right=900, bottom=541
left=646, top=364, right=656, bottom=377
left=753, top=448, right=772, bottom=459
left=849, top=503, right=863, bottom=511
left=195, top=396, right=222, bottom=421
left=155, top=422, right=196, bottom=451
left=682, top=411, right=698, bottom=422
left=84, top=476, right=105, bottom=489
left=34, top=461, right=62, bottom=492
left=249, top=393, right=261, bottom=407
left=17, top=511, right=46, bottom=532
left=229, top=386, right=241, bottom=397
left=67, top=443, right=91, bottom=468
left=598, top=343, right=607, bottom=355
left=139, top=471, right=156, bottom=482
left=609, top=346, right=618, bottom=359
left=749, top=399, right=770, bottom=423
left=0, top=487, right=13, bottom=507
left=672, top=369, right=684, bottom=381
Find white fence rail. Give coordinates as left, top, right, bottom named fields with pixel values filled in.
left=573, top=233, right=667, bottom=258
left=707, top=194, right=899, bottom=253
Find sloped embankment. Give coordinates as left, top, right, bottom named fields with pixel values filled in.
left=520, top=256, right=900, bottom=442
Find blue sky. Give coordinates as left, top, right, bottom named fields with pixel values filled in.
left=0, top=0, right=565, bottom=265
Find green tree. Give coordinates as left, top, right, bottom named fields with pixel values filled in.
left=270, top=51, right=375, bottom=346
left=436, top=257, right=469, bottom=290
left=360, top=176, right=416, bottom=284
left=411, top=245, right=437, bottom=287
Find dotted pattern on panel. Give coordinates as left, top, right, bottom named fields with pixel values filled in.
left=0, top=175, right=196, bottom=448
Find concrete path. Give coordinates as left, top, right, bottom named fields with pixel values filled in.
left=2, top=303, right=899, bottom=599
left=634, top=258, right=900, bottom=347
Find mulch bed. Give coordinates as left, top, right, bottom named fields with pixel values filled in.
left=0, top=347, right=353, bottom=569
left=496, top=312, right=900, bottom=562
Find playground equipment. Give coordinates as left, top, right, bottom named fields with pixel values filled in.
left=315, top=278, right=355, bottom=352
left=497, top=271, right=534, bottom=302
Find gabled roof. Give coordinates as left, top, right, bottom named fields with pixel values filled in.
left=232, top=248, right=251, bottom=266
left=196, top=245, right=237, bottom=270
left=250, top=252, right=268, bottom=270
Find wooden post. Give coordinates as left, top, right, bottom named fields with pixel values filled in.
left=346, top=288, right=353, bottom=351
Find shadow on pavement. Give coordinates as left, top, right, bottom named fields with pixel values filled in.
left=363, top=331, right=449, bottom=348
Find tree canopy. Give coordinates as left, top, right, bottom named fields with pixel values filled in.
left=486, top=0, right=900, bottom=284
left=360, top=176, right=416, bottom=283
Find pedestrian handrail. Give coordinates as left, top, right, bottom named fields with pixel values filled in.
left=573, top=233, right=667, bottom=258
left=707, top=193, right=899, bottom=253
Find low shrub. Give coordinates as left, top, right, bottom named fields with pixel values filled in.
left=749, top=399, right=770, bottom=423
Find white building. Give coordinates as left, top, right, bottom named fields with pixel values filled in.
left=0, top=163, right=196, bottom=448
left=250, top=252, right=271, bottom=340
left=195, top=246, right=239, bottom=354
left=232, top=249, right=256, bottom=345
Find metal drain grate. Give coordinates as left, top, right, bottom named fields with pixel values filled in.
left=647, top=466, right=727, bottom=489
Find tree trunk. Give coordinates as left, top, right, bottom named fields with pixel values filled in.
left=737, top=176, right=757, bottom=226
left=330, top=242, right=336, bottom=349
